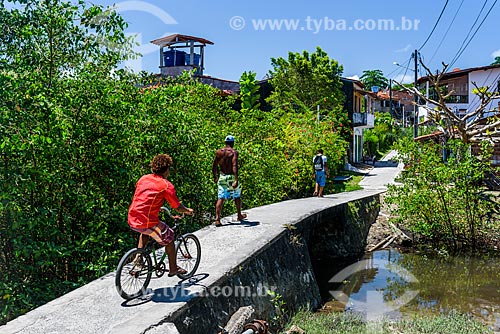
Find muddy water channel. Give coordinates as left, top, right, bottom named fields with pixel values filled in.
left=317, top=249, right=500, bottom=330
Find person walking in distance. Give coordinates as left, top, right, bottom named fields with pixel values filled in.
left=313, top=149, right=329, bottom=197
left=212, top=135, right=247, bottom=227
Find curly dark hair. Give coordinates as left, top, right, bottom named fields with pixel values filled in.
left=151, top=154, right=173, bottom=174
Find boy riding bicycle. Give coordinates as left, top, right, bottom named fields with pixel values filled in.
left=128, top=154, right=193, bottom=277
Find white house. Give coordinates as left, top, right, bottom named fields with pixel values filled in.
left=340, top=78, right=376, bottom=163
left=418, top=64, right=500, bottom=121
left=417, top=64, right=500, bottom=165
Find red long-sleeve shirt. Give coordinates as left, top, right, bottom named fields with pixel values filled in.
left=128, top=174, right=181, bottom=229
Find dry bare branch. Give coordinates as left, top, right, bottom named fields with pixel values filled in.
left=395, top=60, right=500, bottom=143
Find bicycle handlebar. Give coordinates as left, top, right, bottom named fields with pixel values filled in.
left=160, top=206, right=184, bottom=220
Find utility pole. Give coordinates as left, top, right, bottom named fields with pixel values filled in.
left=413, top=49, right=419, bottom=138
left=402, top=105, right=405, bottom=127
left=389, top=79, right=393, bottom=116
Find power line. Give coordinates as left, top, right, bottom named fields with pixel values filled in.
left=386, top=67, right=399, bottom=78
left=448, top=0, right=498, bottom=69
left=385, top=64, right=401, bottom=79
left=400, top=56, right=412, bottom=84
left=429, top=0, right=466, bottom=64
left=386, top=56, right=411, bottom=81
left=448, top=0, right=489, bottom=65
left=466, top=69, right=500, bottom=112
left=418, top=0, right=450, bottom=51
left=390, top=57, right=413, bottom=84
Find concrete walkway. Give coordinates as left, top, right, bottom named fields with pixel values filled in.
left=1, top=152, right=402, bottom=334
left=358, top=150, right=403, bottom=191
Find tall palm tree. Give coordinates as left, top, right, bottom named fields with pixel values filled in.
left=492, top=56, right=500, bottom=65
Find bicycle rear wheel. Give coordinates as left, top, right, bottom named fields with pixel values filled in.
left=115, top=248, right=152, bottom=299
left=175, top=234, right=201, bottom=279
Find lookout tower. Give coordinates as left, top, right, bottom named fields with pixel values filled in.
left=150, top=34, right=214, bottom=77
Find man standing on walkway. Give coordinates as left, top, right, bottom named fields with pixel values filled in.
left=212, top=135, right=247, bottom=226
left=313, top=149, right=329, bottom=197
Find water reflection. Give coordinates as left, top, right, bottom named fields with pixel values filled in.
left=319, top=249, right=500, bottom=328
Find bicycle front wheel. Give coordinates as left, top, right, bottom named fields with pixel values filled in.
left=175, top=234, right=201, bottom=279
left=115, top=248, right=152, bottom=300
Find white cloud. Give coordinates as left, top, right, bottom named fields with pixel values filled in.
left=394, top=44, right=412, bottom=53
left=347, top=75, right=360, bottom=81
left=492, top=49, right=500, bottom=58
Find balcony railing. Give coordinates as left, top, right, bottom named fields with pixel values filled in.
left=445, top=95, right=469, bottom=104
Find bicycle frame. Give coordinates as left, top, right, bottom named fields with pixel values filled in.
left=140, top=218, right=183, bottom=274
left=116, top=207, right=200, bottom=299
left=148, top=243, right=168, bottom=269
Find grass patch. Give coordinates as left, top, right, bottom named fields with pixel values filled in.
left=330, top=171, right=365, bottom=194
left=286, top=309, right=494, bottom=334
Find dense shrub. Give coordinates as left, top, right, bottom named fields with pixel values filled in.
left=0, top=69, right=349, bottom=324
left=386, top=138, right=499, bottom=250
left=0, top=0, right=350, bottom=324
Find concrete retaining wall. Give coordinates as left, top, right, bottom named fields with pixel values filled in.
left=168, top=195, right=379, bottom=334
left=1, top=191, right=381, bottom=334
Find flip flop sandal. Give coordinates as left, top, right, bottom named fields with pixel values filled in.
left=168, top=267, right=187, bottom=277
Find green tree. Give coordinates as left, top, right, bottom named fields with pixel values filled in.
left=0, top=0, right=136, bottom=323
left=265, top=47, right=349, bottom=192
left=360, top=69, right=389, bottom=91
left=389, top=60, right=500, bottom=252
left=239, top=71, right=261, bottom=112
left=267, top=46, right=344, bottom=114
left=0, top=3, right=359, bottom=325
left=0, top=0, right=134, bottom=80
left=492, top=56, right=500, bottom=65
left=363, top=112, right=399, bottom=158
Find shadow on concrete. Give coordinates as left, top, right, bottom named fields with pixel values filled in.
left=374, top=161, right=398, bottom=168
left=218, top=220, right=261, bottom=227
left=120, top=273, right=210, bottom=306
left=120, top=293, right=153, bottom=307
left=151, top=273, right=209, bottom=303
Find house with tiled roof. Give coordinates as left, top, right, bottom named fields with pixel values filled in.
left=373, top=89, right=414, bottom=126
left=415, top=64, right=500, bottom=166
left=417, top=64, right=500, bottom=122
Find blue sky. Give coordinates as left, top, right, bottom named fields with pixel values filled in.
left=94, top=0, right=499, bottom=84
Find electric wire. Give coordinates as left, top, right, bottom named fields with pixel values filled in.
left=390, top=57, right=413, bottom=85
left=385, top=65, right=401, bottom=80
left=418, top=0, right=450, bottom=51
left=466, top=69, right=500, bottom=112
left=448, top=0, right=498, bottom=69
left=386, top=56, right=412, bottom=82
left=400, top=57, right=412, bottom=85
left=429, top=0, right=466, bottom=64
left=448, top=0, right=489, bottom=67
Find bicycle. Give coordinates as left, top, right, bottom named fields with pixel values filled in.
left=115, top=207, right=201, bottom=300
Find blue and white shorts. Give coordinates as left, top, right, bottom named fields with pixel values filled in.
left=217, top=174, right=242, bottom=200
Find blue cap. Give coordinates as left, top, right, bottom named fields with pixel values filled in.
left=225, top=135, right=235, bottom=142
